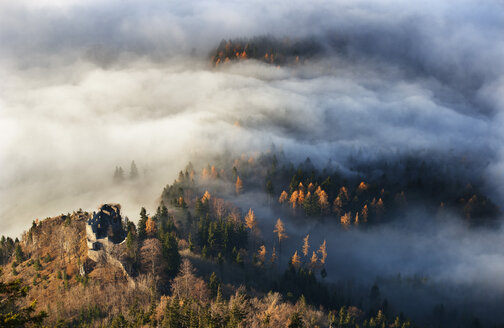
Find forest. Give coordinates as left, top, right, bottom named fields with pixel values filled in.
left=1, top=152, right=501, bottom=327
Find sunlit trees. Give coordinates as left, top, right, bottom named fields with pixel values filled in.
left=289, top=191, right=299, bottom=209
left=245, top=209, right=258, bottom=247
left=279, top=191, right=289, bottom=204
left=274, top=218, right=287, bottom=255
left=340, top=212, right=351, bottom=229
left=145, top=217, right=157, bottom=237
left=302, top=234, right=310, bottom=257
left=235, top=176, right=243, bottom=195
left=310, top=251, right=318, bottom=269
left=0, top=268, right=47, bottom=327
left=290, top=251, right=301, bottom=269
left=361, top=204, right=369, bottom=223
left=318, top=240, right=327, bottom=265
left=170, top=259, right=209, bottom=303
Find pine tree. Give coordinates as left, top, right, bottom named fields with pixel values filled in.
left=138, top=207, right=148, bottom=240
left=130, top=160, right=139, bottom=180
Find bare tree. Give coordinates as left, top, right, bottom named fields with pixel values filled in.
left=140, top=238, right=163, bottom=278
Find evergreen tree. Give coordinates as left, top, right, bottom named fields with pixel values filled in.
left=138, top=207, right=148, bottom=241
left=130, top=160, right=139, bottom=180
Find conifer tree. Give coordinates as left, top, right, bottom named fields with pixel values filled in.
left=130, top=160, right=139, bottom=180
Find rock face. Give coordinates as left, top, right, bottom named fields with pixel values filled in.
left=86, top=204, right=128, bottom=273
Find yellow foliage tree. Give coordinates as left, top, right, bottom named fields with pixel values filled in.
left=361, top=204, right=369, bottom=222
left=354, top=212, right=359, bottom=226
left=278, top=191, right=289, bottom=204
left=318, top=240, right=327, bottom=265
left=302, top=234, right=310, bottom=257
left=340, top=212, right=351, bottom=229
left=245, top=208, right=257, bottom=231
left=202, top=190, right=211, bottom=203
left=357, top=181, right=368, bottom=191
left=291, top=251, right=301, bottom=269
left=289, top=191, right=299, bottom=209
left=310, top=251, right=318, bottom=268
left=297, top=189, right=305, bottom=206
left=235, top=176, right=243, bottom=195
left=273, top=218, right=287, bottom=246
left=318, top=190, right=329, bottom=213
left=210, top=165, right=218, bottom=179
left=146, top=217, right=157, bottom=236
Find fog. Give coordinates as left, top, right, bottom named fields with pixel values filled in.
left=1, top=0, right=504, bottom=322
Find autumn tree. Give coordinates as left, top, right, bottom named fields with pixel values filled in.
left=361, top=204, right=369, bottom=223
left=310, top=251, right=318, bottom=269
left=245, top=208, right=258, bottom=247
left=318, top=240, right=327, bottom=266
left=302, top=234, right=310, bottom=257
left=140, top=238, right=164, bottom=279
left=0, top=268, right=47, bottom=327
left=273, top=218, right=287, bottom=255
left=340, top=212, right=351, bottom=229
left=171, top=259, right=209, bottom=303
left=279, top=191, right=289, bottom=204
left=290, top=251, right=301, bottom=269
left=289, top=191, right=299, bottom=209
left=236, top=176, right=243, bottom=195
left=145, top=217, right=157, bottom=237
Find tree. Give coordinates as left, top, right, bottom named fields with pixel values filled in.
left=310, top=251, right=318, bottom=268
left=289, top=191, right=299, bottom=209
left=274, top=218, right=287, bottom=255
left=302, top=234, right=310, bottom=258
left=140, top=238, right=163, bottom=278
left=145, top=217, right=157, bottom=237
left=162, top=233, right=181, bottom=279
left=235, top=176, right=243, bottom=195
left=171, top=259, right=209, bottom=303
left=208, top=272, right=220, bottom=299
left=290, top=251, right=301, bottom=269
left=245, top=209, right=258, bottom=247
left=130, top=161, right=139, bottom=180
left=138, top=207, right=148, bottom=240
left=340, top=212, right=351, bottom=229
left=288, top=311, right=304, bottom=328
left=113, top=166, right=125, bottom=184
left=318, top=240, right=327, bottom=265
left=0, top=268, right=47, bottom=327
left=279, top=191, right=289, bottom=204
left=257, top=245, right=266, bottom=264
left=14, top=244, right=23, bottom=263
